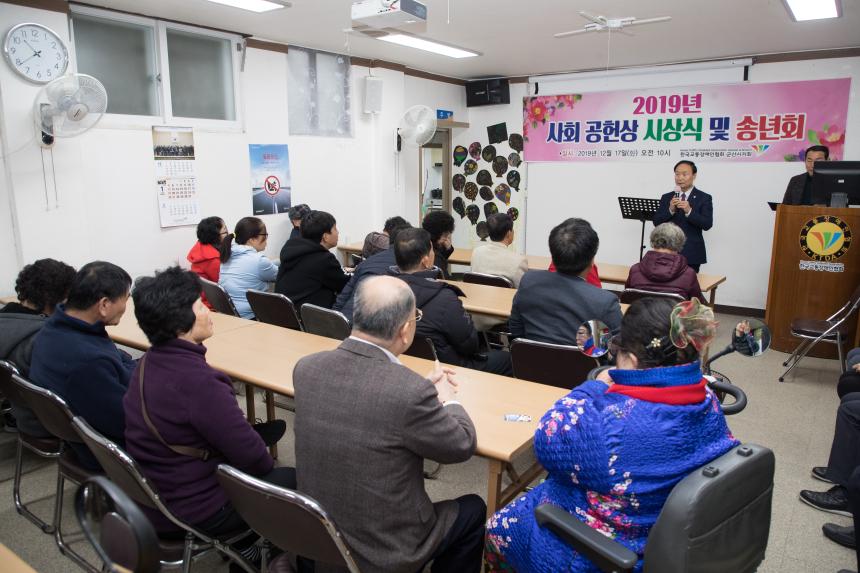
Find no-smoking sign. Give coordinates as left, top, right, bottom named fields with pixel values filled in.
left=264, top=175, right=280, bottom=196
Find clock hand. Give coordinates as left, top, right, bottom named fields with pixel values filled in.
left=22, top=38, right=37, bottom=55
left=19, top=52, right=39, bottom=65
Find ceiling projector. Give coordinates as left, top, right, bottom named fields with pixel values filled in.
left=351, top=0, right=427, bottom=29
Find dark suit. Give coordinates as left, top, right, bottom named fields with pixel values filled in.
left=509, top=270, right=623, bottom=345
left=783, top=173, right=810, bottom=205
left=653, top=187, right=713, bottom=268
left=293, top=338, right=483, bottom=573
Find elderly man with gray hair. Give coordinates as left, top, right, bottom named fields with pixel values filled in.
left=293, top=275, right=486, bottom=573
left=625, top=222, right=704, bottom=301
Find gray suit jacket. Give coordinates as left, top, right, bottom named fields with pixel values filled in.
left=509, top=270, right=623, bottom=345
left=293, top=337, right=477, bottom=573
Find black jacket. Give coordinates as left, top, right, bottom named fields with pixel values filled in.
left=333, top=246, right=397, bottom=321
left=433, top=243, right=455, bottom=279
left=275, top=237, right=350, bottom=309
left=394, top=270, right=481, bottom=368
left=653, top=187, right=713, bottom=266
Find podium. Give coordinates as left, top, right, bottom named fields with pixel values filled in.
left=765, top=205, right=860, bottom=358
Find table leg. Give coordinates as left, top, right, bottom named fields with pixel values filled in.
left=709, top=286, right=717, bottom=308
left=245, top=383, right=256, bottom=423
left=486, top=459, right=503, bottom=519
left=266, top=390, right=278, bottom=459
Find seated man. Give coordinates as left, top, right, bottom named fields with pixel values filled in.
left=510, top=218, right=622, bottom=346
left=393, top=228, right=512, bottom=376
left=0, top=259, right=76, bottom=435
left=294, top=276, right=485, bottom=573
left=334, top=219, right=412, bottom=321
left=275, top=210, right=350, bottom=309
left=29, top=261, right=136, bottom=469
left=625, top=222, right=704, bottom=301
left=362, top=215, right=409, bottom=259
left=470, top=212, right=528, bottom=288
left=423, top=210, right=456, bottom=279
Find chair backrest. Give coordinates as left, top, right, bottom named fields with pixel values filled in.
left=71, top=416, right=162, bottom=511
left=75, top=476, right=161, bottom=573
left=643, top=443, right=775, bottom=573
left=199, top=278, right=240, bottom=317
left=246, top=290, right=303, bottom=331
left=620, top=288, right=686, bottom=305
left=463, top=272, right=514, bottom=289
left=831, top=282, right=860, bottom=322
left=300, top=304, right=351, bottom=340
left=216, top=464, right=361, bottom=573
left=0, top=360, right=24, bottom=408
left=510, top=339, right=598, bottom=389
left=10, top=373, right=80, bottom=442
left=404, top=337, right=437, bottom=361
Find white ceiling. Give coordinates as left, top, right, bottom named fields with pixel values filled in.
left=78, top=0, right=860, bottom=79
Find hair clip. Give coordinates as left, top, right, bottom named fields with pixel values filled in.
left=648, top=337, right=662, bottom=349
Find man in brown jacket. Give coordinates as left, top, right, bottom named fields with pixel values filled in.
left=293, top=275, right=485, bottom=573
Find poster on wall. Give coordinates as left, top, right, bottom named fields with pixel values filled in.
left=249, top=144, right=292, bottom=216
left=523, top=78, right=851, bottom=163
left=153, top=126, right=201, bottom=228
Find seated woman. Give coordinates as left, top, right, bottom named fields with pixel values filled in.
left=187, top=216, right=228, bottom=308
left=625, top=223, right=704, bottom=301
left=124, top=267, right=291, bottom=567
left=362, top=215, right=409, bottom=259
left=218, top=216, right=279, bottom=319
left=485, top=297, right=738, bottom=572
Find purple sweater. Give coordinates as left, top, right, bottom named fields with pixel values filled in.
left=123, top=338, right=273, bottom=531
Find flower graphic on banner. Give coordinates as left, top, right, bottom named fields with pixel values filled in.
left=784, top=123, right=844, bottom=161
left=523, top=94, right=583, bottom=142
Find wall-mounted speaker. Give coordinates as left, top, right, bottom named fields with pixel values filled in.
left=364, top=76, right=384, bottom=114
left=465, top=78, right=510, bottom=107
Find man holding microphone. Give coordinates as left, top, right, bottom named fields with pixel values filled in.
left=653, top=160, right=713, bottom=272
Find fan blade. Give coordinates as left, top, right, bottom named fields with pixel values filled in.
left=625, top=16, right=672, bottom=27
left=554, top=28, right=590, bottom=38
left=578, top=11, right=606, bottom=25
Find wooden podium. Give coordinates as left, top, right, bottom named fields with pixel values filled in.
left=765, top=205, right=860, bottom=357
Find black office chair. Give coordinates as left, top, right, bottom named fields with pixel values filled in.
left=619, top=288, right=686, bottom=305
left=781, top=282, right=860, bottom=381
left=510, top=339, right=599, bottom=389
left=71, top=416, right=257, bottom=572
left=462, top=272, right=515, bottom=289
left=217, top=464, right=361, bottom=573
left=199, top=277, right=240, bottom=317
left=75, top=476, right=161, bottom=573
left=0, top=360, right=61, bottom=535
left=300, top=304, right=351, bottom=340
left=246, top=290, right=303, bottom=331
left=535, top=443, right=774, bottom=573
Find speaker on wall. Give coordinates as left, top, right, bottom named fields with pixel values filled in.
left=364, top=76, right=384, bottom=114
left=465, top=78, right=510, bottom=107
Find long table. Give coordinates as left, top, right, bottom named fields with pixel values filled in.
left=339, top=242, right=727, bottom=305
left=107, top=307, right=567, bottom=517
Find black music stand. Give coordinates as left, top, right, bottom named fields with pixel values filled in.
left=618, top=197, right=661, bottom=261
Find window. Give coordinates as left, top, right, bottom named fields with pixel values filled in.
left=69, top=6, right=242, bottom=127
left=288, top=47, right=352, bottom=137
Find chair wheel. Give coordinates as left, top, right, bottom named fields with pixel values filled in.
left=778, top=377, right=784, bottom=382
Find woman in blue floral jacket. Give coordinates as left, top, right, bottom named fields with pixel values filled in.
left=485, top=297, right=738, bottom=572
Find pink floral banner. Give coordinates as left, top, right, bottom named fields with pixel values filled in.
left=523, top=78, right=851, bottom=162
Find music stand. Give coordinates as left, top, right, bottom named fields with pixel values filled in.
left=618, top=197, right=661, bottom=261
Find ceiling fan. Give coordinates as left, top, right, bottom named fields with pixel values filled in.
left=554, top=11, right=672, bottom=38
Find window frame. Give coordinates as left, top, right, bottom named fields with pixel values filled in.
left=287, top=45, right=353, bottom=138
left=68, top=5, right=243, bottom=131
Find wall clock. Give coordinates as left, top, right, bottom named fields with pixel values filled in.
left=4, top=23, right=69, bottom=84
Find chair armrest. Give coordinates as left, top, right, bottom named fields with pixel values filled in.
left=535, top=504, right=638, bottom=573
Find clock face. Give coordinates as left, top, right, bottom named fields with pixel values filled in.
left=4, top=23, right=69, bottom=84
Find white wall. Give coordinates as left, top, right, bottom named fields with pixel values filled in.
left=0, top=4, right=466, bottom=293
left=521, top=57, right=859, bottom=309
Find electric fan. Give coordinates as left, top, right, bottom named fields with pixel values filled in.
left=33, top=73, right=107, bottom=144
left=397, top=104, right=437, bottom=149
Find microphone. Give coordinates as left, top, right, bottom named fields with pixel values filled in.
left=673, top=185, right=682, bottom=199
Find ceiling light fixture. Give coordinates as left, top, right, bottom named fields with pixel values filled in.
left=203, top=0, right=290, bottom=13
left=783, top=0, right=840, bottom=21
left=378, top=34, right=479, bottom=58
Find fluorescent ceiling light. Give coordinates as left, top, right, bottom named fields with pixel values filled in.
left=379, top=34, right=479, bottom=58
left=203, top=0, right=289, bottom=13
left=784, top=0, right=840, bottom=21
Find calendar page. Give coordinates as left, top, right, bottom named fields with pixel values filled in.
left=152, top=126, right=202, bottom=228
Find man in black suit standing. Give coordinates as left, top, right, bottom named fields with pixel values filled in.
left=653, top=160, right=713, bottom=272
left=782, top=145, right=830, bottom=205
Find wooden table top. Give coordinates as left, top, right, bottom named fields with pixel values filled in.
left=107, top=310, right=567, bottom=463
left=0, top=544, right=38, bottom=573
left=339, top=243, right=726, bottom=292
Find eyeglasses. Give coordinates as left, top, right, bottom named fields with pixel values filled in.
left=407, top=308, right=423, bottom=323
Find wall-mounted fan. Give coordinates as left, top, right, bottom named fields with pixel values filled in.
left=397, top=104, right=437, bottom=149
left=34, top=73, right=107, bottom=145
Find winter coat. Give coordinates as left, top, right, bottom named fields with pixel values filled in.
left=625, top=251, right=704, bottom=302
left=275, top=237, right=350, bottom=310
